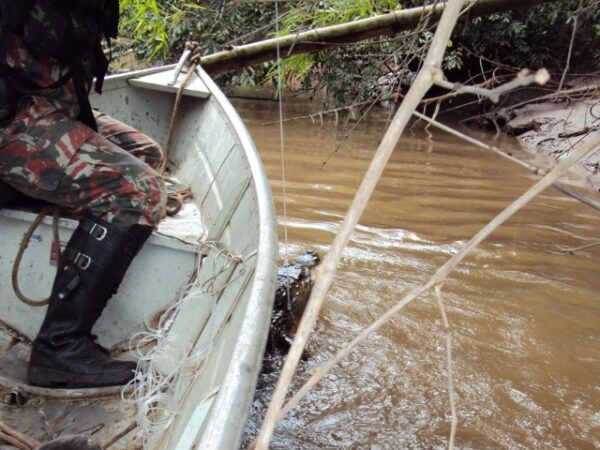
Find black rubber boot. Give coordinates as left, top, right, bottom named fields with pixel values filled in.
left=27, top=215, right=152, bottom=389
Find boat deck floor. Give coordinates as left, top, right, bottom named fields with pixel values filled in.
left=0, top=338, right=141, bottom=448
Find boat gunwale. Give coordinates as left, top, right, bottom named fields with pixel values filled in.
left=101, top=65, right=278, bottom=449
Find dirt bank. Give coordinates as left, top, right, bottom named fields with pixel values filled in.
left=503, top=90, right=600, bottom=199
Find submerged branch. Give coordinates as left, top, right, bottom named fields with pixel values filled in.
left=434, top=285, right=457, bottom=450
left=552, top=181, right=600, bottom=212
left=565, top=240, right=600, bottom=254
left=412, top=111, right=542, bottom=173
left=413, top=112, right=600, bottom=212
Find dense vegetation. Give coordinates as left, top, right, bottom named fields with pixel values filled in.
left=119, top=0, right=600, bottom=108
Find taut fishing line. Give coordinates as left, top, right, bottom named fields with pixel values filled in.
left=274, top=0, right=295, bottom=320
left=275, top=0, right=290, bottom=266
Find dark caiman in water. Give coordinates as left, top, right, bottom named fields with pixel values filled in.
left=267, top=251, right=320, bottom=356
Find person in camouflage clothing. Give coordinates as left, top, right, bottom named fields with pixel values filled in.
left=0, top=0, right=167, bottom=388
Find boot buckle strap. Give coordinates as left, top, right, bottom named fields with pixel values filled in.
left=89, top=223, right=108, bottom=241
left=74, top=252, right=92, bottom=270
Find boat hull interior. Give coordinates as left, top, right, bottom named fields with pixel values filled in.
left=0, top=66, right=277, bottom=449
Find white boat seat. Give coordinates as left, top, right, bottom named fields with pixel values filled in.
left=129, top=68, right=211, bottom=99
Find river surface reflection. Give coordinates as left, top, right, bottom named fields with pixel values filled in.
left=235, top=98, right=600, bottom=449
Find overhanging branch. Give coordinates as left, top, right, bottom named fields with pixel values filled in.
left=201, top=0, right=557, bottom=75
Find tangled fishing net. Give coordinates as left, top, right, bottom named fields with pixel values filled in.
left=122, top=241, right=245, bottom=446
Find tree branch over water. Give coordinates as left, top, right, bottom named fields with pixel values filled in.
left=432, top=67, right=550, bottom=103
left=201, top=0, right=557, bottom=75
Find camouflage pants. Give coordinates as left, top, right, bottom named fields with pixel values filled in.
left=0, top=96, right=167, bottom=228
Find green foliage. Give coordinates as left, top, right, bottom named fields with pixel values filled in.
left=443, top=49, right=464, bottom=71
left=280, top=0, right=401, bottom=32
left=264, top=53, right=316, bottom=88
left=119, top=0, right=600, bottom=108
left=262, top=0, right=406, bottom=105
left=453, top=0, right=600, bottom=71
left=119, top=0, right=276, bottom=62
left=319, top=44, right=397, bottom=105
left=119, top=0, right=205, bottom=59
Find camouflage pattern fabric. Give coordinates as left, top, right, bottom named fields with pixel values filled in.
left=0, top=99, right=167, bottom=227
left=0, top=30, right=79, bottom=116
left=23, top=0, right=105, bottom=69
left=0, top=21, right=167, bottom=227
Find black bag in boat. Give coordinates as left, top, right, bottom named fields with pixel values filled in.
left=0, top=0, right=119, bottom=131
left=0, top=0, right=33, bottom=30
left=0, top=76, right=16, bottom=122
left=0, top=179, right=26, bottom=208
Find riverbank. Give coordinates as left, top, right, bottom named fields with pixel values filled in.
left=500, top=85, right=600, bottom=198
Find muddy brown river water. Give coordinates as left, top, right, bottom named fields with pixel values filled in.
left=234, top=99, right=600, bottom=449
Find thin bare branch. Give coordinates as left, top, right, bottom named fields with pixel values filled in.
left=461, top=83, right=600, bottom=123
left=432, top=68, right=550, bottom=103
left=434, top=285, right=457, bottom=450
left=412, top=111, right=542, bottom=173
left=564, top=240, right=600, bottom=254
left=552, top=181, right=600, bottom=211
left=412, top=112, right=600, bottom=212
left=557, top=0, right=584, bottom=93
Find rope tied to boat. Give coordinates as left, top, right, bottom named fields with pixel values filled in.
left=164, top=181, right=194, bottom=217
left=162, top=41, right=202, bottom=176
left=198, top=241, right=246, bottom=296
left=162, top=42, right=201, bottom=216
left=12, top=207, right=61, bottom=307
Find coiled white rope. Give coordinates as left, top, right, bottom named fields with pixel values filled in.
left=123, top=241, right=245, bottom=446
